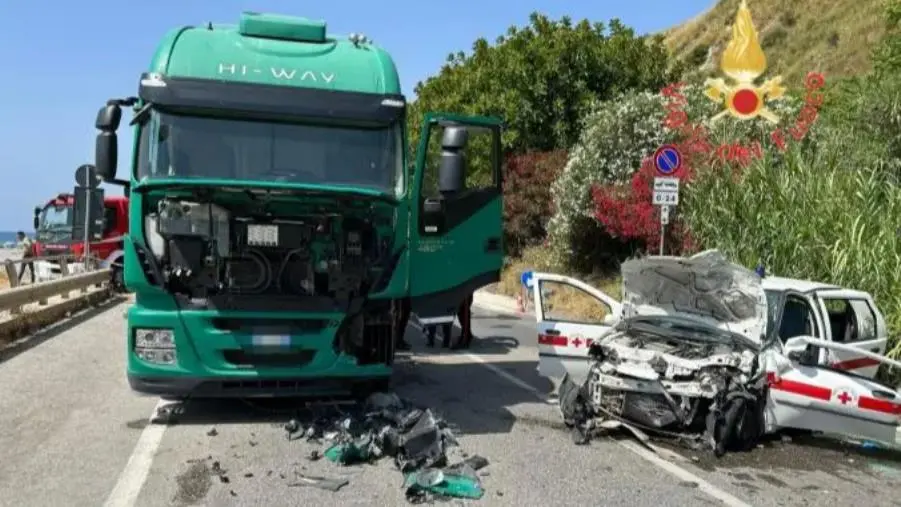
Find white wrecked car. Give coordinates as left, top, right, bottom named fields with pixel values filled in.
left=530, top=250, right=901, bottom=454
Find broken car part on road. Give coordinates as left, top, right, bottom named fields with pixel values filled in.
left=533, top=250, right=901, bottom=456
left=283, top=391, right=488, bottom=503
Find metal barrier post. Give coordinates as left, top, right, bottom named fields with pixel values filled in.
left=4, top=259, right=21, bottom=314
left=59, top=257, right=70, bottom=299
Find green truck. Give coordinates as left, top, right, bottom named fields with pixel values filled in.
left=89, top=12, right=504, bottom=398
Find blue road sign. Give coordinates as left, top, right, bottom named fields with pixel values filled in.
left=521, top=270, right=534, bottom=288
left=654, top=145, right=682, bottom=176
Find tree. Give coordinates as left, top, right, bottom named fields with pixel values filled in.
left=407, top=13, right=679, bottom=172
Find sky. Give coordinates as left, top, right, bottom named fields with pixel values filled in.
left=0, top=0, right=714, bottom=231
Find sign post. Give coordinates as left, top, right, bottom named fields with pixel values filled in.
left=652, top=145, right=682, bottom=255
left=74, top=164, right=99, bottom=268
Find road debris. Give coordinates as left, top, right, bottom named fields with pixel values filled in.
left=206, top=427, right=218, bottom=437
left=288, top=474, right=350, bottom=492
left=282, top=391, right=488, bottom=502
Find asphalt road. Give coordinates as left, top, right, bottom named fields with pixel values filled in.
left=3, top=301, right=901, bottom=506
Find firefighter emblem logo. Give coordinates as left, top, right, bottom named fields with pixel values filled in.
left=703, top=0, right=786, bottom=123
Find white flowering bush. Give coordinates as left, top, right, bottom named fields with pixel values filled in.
left=545, top=82, right=807, bottom=270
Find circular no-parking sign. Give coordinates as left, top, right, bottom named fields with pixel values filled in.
left=654, top=145, right=682, bottom=176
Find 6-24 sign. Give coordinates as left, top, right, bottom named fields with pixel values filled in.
left=653, top=177, right=680, bottom=205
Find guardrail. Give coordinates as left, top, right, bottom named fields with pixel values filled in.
left=0, top=263, right=114, bottom=344
left=3, top=254, right=99, bottom=288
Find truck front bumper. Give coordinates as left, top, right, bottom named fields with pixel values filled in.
left=128, top=372, right=390, bottom=398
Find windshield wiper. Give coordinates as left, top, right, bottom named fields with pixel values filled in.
left=135, top=180, right=398, bottom=204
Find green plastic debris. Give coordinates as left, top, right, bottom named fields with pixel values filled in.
left=324, top=434, right=375, bottom=465
left=403, top=466, right=484, bottom=501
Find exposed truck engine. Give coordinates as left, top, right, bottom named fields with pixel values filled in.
left=85, top=11, right=505, bottom=398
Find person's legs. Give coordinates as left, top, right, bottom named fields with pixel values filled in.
left=395, top=299, right=412, bottom=351
left=426, top=326, right=436, bottom=347
left=452, top=295, right=474, bottom=349
left=26, top=261, right=35, bottom=283
left=441, top=322, right=453, bottom=348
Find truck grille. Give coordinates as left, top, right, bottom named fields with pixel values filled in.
left=222, top=349, right=316, bottom=368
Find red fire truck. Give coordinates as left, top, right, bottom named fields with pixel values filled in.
left=32, top=192, right=128, bottom=288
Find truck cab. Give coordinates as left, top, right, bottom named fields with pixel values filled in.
left=89, top=12, right=504, bottom=398
left=32, top=193, right=129, bottom=284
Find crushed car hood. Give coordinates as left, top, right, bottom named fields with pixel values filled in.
left=620, top=250, right=767, bottom=345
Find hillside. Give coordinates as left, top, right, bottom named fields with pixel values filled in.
left=664, top=0, right=887, bottom=86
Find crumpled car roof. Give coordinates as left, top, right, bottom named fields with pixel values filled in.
left=620, top=249, right=768, bottom=344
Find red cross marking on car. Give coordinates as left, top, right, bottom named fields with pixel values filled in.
left=571, top=337, right=582, bottom=348
left=837, top=391, right=852, bottom=404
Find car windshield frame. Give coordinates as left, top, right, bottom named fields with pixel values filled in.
left=135, top=109, right=405, bottom=197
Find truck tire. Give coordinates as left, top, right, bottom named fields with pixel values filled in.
left=110, top=264, right=125, bottom=293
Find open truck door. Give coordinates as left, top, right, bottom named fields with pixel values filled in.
left=764, top=336, right=901, bottom=445
left=409, top=113, right=504, bottom=324
left=532, top=273, right=622, bottom=383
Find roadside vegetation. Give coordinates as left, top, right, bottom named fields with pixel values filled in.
left=409, top=1, right=901, bottom=357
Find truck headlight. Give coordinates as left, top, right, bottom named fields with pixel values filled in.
left=134, top=328, right=176, bottom=365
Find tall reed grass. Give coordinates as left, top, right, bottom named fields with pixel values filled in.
left=682, top=136, right=901, bottom=355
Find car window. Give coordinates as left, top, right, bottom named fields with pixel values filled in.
left=821, top=297, right=878, bottom=343
left=539, top=280, right=611, bottom=325
left=764, top=289, right=782, bottom=338
left=777, top=295, right=819, bottom=342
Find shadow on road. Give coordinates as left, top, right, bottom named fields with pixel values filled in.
left=0, top=294, right=126, bottom=364
left=146, top=355, right=551, bottom=440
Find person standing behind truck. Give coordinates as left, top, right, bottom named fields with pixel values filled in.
left=424, top=293, right=475, bottom=349
left=452, top=293, right=475, bottom=349
left=16, top=231, right=36, bottom=284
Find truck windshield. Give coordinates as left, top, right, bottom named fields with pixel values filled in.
left=39, top=205, right=73, bottom=230
left=36, top=204, right=73, bottom=241
left=136, top=111, right=404, bottom=195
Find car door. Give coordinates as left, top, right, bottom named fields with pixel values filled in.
left=814, top=289, right=887, bottom=378
left=531, top=273, right=623, bottom=384
left=774, top=291, right=827, bottom=357
left=409, top=113, right=504, bottom=324
left=764, top=347, right=901, bottom=445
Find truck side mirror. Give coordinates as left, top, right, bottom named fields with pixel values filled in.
left=95, top=104, right=121, bottom=182
left=438, top=127, right=467, bottom=195
left=33, top=206, right=41, bottom=230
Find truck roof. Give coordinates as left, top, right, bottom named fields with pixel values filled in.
left=149, top=12, right=401, bottom=96
left=47, top=193, right=128, bottom=205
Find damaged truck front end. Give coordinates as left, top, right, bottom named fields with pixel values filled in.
left=88, top=12, right=506, bottom=399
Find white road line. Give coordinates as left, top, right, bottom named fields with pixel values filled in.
left=465, top=302, right=753, bottom=507
left=102, top=400, right=167, bottom=507
left=463, top=352, right=552, bottom=396
left=616, top=440, right=752, bottom=507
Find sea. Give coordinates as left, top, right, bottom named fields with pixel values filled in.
left=0, top=231, right=19, bottom=247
